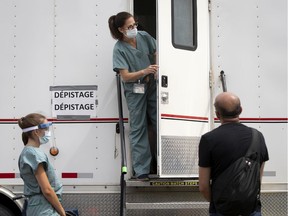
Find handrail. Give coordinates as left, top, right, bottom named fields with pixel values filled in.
left=116, top=72, right=127, bottom=216
left=220, top=70, right=227, bottom=92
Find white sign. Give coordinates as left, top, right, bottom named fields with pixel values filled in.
left=50, top=86, right=97, bottom=118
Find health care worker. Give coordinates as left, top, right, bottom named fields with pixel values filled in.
left=108, top=12, right=158, bottom=180
left=18, top=113, right=66, bottom=216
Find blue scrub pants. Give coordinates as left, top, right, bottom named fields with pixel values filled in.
left=124, top=78, right=157, bottom=177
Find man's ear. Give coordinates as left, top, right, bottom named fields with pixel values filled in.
left=238, top=106, right=243, bottom=115
left=215, top=111, right=220, bottom=119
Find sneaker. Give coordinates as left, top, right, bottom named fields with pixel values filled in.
left=136, top=174, right=150, bottom=181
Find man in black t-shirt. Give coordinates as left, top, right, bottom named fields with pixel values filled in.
left=198, top=92, right=269, bottom=216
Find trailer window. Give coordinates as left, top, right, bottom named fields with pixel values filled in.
left=172, top=0, right=197, bottom=51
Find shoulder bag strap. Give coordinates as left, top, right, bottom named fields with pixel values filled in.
left=246, top=128, right=260, bottom=162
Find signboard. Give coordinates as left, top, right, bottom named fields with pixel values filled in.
left=50, top=85, right=97, bottom=119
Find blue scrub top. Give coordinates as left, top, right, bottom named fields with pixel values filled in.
left=18, top=146, right=63, bottom=197
left=113, top=31, right=156, bottom=78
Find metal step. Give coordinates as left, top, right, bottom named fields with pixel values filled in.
left=126, top=178, right=199, bottom=187
left=125, top=178, right=207, bottom=213
left=126, top=201, right=209, bottom=210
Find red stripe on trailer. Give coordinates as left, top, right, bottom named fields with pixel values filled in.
left=161, top=114, right=288, bottom=123
left=161, top=114, right=208, bottom=121
left=62, top=173, right=78, bottom=178
left=240, top=117, right=288, bottom=122
left=0, top=173, right=15, bottom=178
left=0, top=118, right=128, bottom=123
left=0, top=117, right=287, bottom=123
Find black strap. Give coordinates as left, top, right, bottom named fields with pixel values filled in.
left=246, top=128, right=260, bottom=162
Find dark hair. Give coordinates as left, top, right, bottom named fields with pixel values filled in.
left=218, top=105, right=241, bottom=118
left=108, top=12, right=133, bottom=40
left=215, top=103, right=242, bottom=119
left=18, top=113, right=46, bottom=145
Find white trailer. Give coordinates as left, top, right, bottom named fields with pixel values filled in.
left=0, top=0, right=287, bottom=215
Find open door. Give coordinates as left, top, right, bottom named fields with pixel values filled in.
left=157, top=0, right=210, bottom=177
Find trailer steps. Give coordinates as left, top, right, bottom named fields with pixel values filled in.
left=126, top=177, right=200, bottom=187
left=126, top=202, right=209, bottom=210
left=125, top=177, right=209, bottom=213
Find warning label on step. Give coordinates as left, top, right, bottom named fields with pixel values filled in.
left=150, top=181, right=199, bottom=186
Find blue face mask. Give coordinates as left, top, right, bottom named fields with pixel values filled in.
left=39, top=131, right=51, bottom=145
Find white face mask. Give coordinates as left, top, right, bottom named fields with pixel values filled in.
left=125, top=28, right=138, bottom=39
left=39, top=131, right=51, bottom=145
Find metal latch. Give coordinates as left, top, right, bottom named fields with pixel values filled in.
left=161, top=75, right=168, bottom=87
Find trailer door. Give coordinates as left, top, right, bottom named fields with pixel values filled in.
left=157, top=0, right=210, bottom=177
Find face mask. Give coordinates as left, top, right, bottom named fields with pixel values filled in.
left=39, top=131, right=51, bottom=145
left=125, top=28, right=138, bottom=39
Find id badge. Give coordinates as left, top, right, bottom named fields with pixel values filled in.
left=133, top=83, right=145, bottom=94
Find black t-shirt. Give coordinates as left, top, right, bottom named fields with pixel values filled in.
left=198, top=122, right=269, bottom=213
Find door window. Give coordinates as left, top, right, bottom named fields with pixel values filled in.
left=172, top=0, right=197, bottom=51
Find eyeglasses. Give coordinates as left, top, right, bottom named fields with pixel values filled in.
left=124, top=22, right=138, bottom=30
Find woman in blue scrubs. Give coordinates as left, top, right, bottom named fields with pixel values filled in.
left=109, top=12, right=158, bottom=180
left=18, top=113, right=66, bottom=215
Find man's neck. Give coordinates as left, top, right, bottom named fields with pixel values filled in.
left=220, top=117, right=240, bottom=125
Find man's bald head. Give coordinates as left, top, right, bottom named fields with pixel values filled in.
left=214, top=92, right=242, bottom=120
